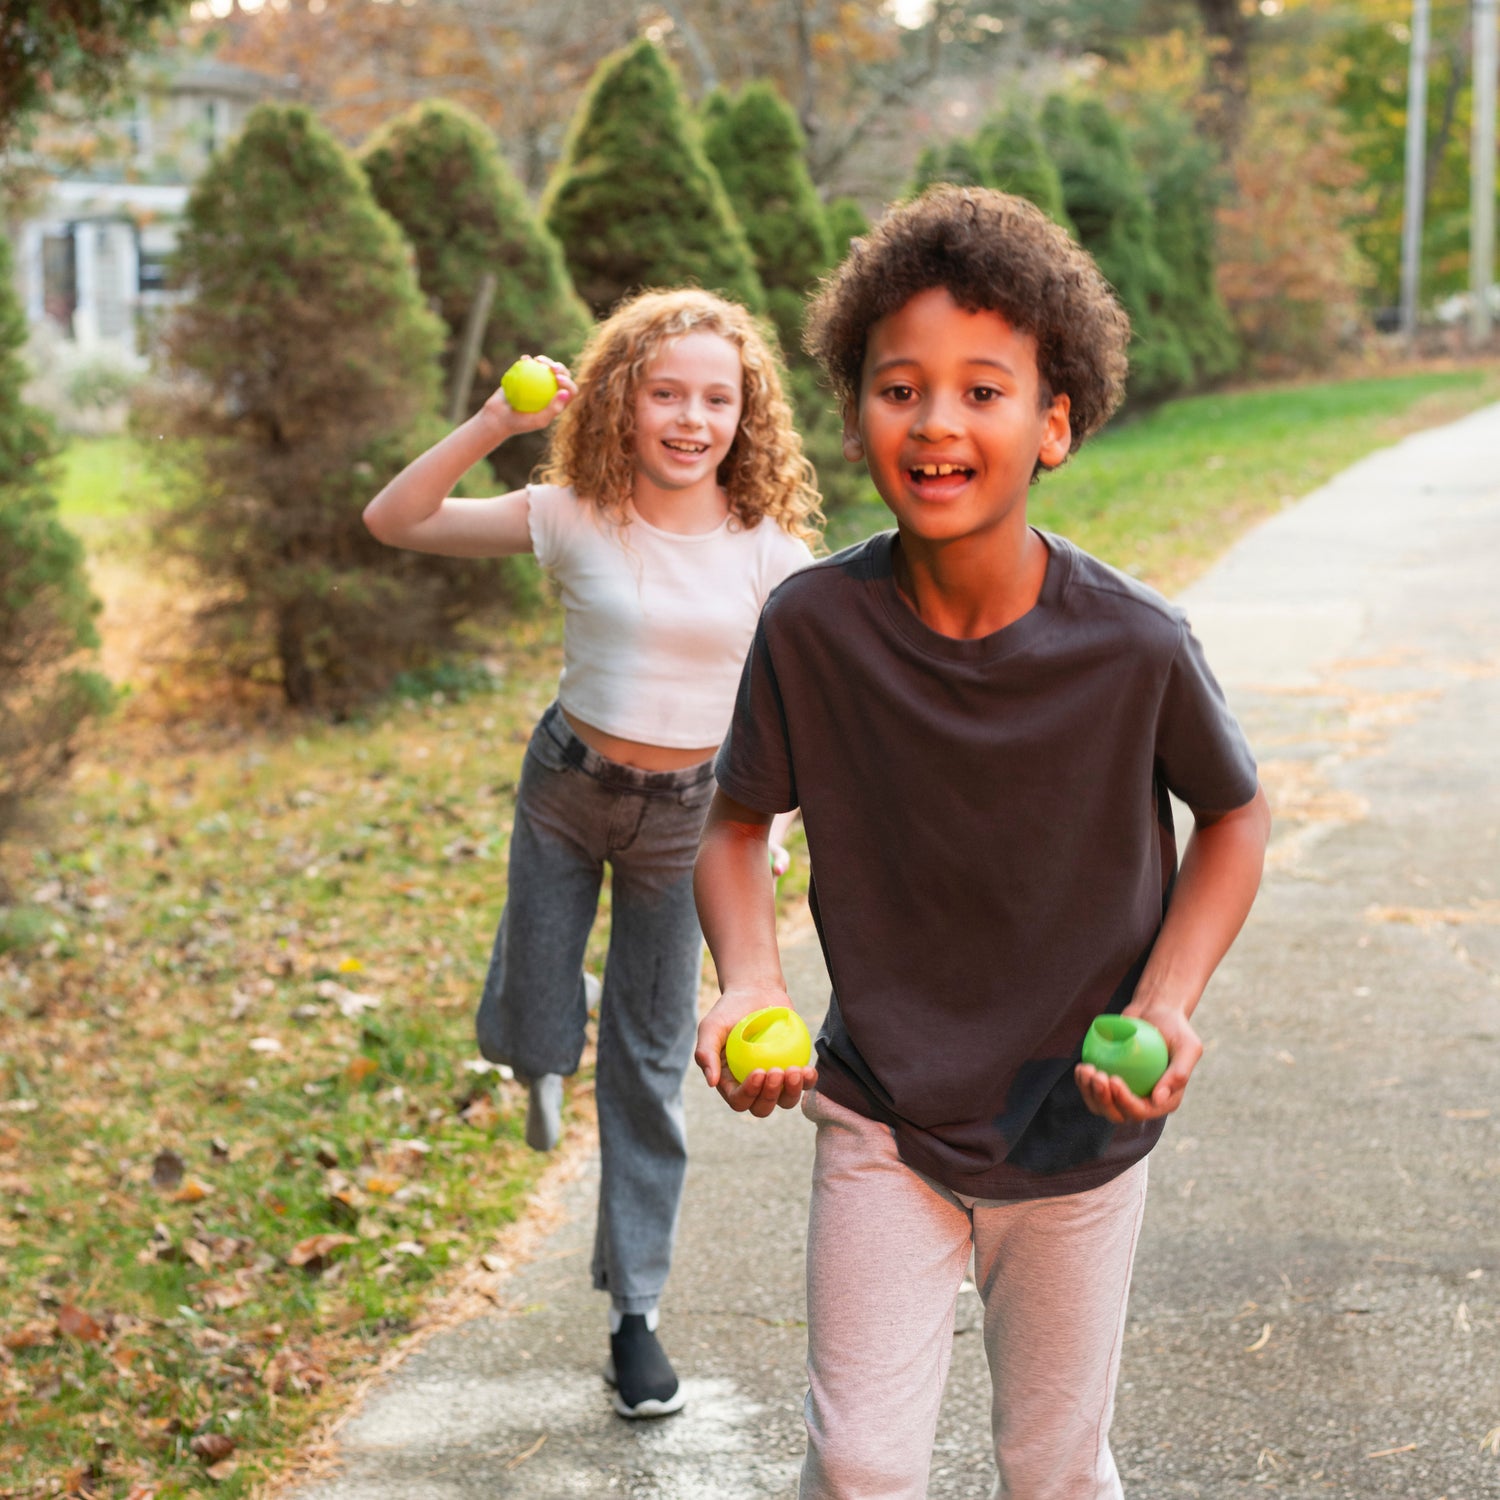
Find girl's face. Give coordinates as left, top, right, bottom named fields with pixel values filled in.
left=631, top=330, right=744, bottom=497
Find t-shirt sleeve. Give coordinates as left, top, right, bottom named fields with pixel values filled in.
left=1155, top=619, right=1259, bottom=815
left=757, top=531, right=815, bottom=606
left=714, top=612, right=798, bottom=814
left=524, top=484, right=576, bottom=570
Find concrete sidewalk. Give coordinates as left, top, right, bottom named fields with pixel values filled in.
left=286, top=403, right=1500, bottom=1499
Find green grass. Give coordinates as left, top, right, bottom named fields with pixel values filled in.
left=0, top=363, right=1493, bottom=1495
left=52, top=435, right=152, bottom=534
left=826, top=365, right=1500, bottom=589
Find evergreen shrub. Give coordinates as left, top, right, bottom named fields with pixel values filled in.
left=360, top=100, right=591, bottom=493
left=0, top=238, right=110, bottom=850
left=543, top=40, right=765, bottom=318
left=141, top=105, right=533, bottom=714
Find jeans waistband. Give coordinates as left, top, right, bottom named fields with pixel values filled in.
left=539, top=702, right=717, bottom=793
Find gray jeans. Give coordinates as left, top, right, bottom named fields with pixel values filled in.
left=476, top=702, right=715, bottom=1314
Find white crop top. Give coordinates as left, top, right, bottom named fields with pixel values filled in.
left=526, top=483, right=814, bottom=748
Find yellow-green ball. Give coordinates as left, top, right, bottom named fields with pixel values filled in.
left=501, top=357, right=558, bottom=414
left=725, top=1006, right=813, bottom=1084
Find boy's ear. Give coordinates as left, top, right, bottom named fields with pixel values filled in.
left=841, top=422, right=864, bottom=463
left=1038, top=392, right=1072, bottom=471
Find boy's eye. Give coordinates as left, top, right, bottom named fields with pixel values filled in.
left=971, top=385, right=1003, bottom=403
left=883, top=383, right=917, bottom=402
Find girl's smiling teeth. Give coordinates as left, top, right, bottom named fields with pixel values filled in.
left=664, top=438, right=709, bottom=454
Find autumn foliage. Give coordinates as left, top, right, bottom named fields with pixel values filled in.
left=1215, top=101, right=1373, bottom=376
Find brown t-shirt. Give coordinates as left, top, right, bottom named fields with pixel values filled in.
left=715, top=529, right=1259, bottom=1200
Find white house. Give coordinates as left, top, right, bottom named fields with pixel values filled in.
left=7, top=58, right=289, bottom=363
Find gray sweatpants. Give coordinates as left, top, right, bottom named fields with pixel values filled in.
left=800, top=1088, right=1149, bottom=1500
left=476, top=703, right=714, bottom=1314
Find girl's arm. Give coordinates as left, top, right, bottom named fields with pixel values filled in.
left=768, top=808, right=800, bottom=878
left=1076, top=782, right=1272, bottom=1123
left=363, top=362, right=573, bottom=557
left=694, top=790, right=816, bottom=1116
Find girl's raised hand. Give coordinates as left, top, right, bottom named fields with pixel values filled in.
left=480, top=355, right=574, bottom=437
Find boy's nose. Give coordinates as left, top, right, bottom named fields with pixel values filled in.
left=912, top=394, right=962, bottom=440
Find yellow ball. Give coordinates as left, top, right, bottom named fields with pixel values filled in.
left=725, top=1006, right=813, bottom=1084
left=500, top=357, right=558, bottom=414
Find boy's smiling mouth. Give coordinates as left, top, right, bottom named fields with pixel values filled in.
left=910, top=462, right=973, bottom=478
left=907, top=461, right=976, bottom=496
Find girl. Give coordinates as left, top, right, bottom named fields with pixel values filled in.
left=363, top=288, right=820, bottom=1420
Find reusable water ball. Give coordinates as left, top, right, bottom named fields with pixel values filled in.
left=1081, top=1014, right=1169, bottom=1097
left=500, top=357, right=558, bottom=413
left=725, top=1006, right=813, bottom=1084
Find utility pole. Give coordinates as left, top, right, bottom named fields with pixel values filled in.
left=1473, top=0, right=1497, bottom=346
left=1401, top=0, right=1432, bottom=343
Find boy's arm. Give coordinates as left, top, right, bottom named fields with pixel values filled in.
left=1076, top=782, right=1271, bottom=1123
left=362, top=362, right=572, bottom=557
left=694, top=789, right=818, bottom=1116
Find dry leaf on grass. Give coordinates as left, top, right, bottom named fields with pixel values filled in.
left=150, top=1150, right=185, bottom=1190
left=57, top=1303, right=105, bottom=1342
left=190, top=1431, right=235, bottom=1463
left=4, top=1320, right=54, bottom=1350
left=173, top=1177, right=214, bottom=1203
left=286, top=1233, right=357, bottom=1272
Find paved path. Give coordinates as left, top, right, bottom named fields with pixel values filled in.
left=285, top=403, right=1500, bottom=1499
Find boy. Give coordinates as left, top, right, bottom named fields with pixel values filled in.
left=692, top=187, right=1271, bottom=1499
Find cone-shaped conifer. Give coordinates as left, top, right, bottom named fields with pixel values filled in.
left=978, top=104, right=1073, bottom=232
left=361, top=100, right=591, bottom=491
left=1042, top=94, right=1192, bottom=403
left=1130, top=100, right=1240, bottom=384
left=144, top=104, right=531, bottom=712
left=824, top=197, right=870, bottom=263
left=543, top=40, right=764, bottom=317
left=702, top=81, right=832, bottom=354
left=0, top=237, right=110, bottom=849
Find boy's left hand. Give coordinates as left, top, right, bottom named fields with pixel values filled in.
left=1074, top=1007, right=1203, bottom=1123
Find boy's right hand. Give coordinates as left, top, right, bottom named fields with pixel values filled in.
left=696, top=987, right=817, bottom=1118
left=478, top=356, right=574, bottom=439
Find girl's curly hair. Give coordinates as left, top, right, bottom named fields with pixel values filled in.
left=804, top=187, right=1131, bottom=462
left=541, top=287, right=823, bottom=546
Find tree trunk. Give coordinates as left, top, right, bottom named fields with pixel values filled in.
left=1195, top=0, right=1253, bottom=157
left=276, top=608, right=315, bottom=708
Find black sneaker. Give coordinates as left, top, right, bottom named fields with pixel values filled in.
left=603, top=1315, right=685, bottom=1419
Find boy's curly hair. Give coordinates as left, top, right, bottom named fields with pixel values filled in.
left=803, top=187, right=1130, bottom=459
left=541, top=287, right=823, bottom=545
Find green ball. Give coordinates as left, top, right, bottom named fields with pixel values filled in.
left=1081, top=1014, right=1169, bottom=1097
left=500, top=357, right=558, bottom=414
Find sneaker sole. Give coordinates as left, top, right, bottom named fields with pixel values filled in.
left=611, top=1386, right=686, bottom=1419
left=602, top=1358, right=685, bottom=1419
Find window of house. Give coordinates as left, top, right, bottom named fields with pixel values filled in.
left=41, top=230, right=78, bottom=333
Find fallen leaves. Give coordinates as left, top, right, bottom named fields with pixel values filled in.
left=56, top=1304, right=105, bottom=1343
left=190, top=1431, right=235, bottom=1464
left=150, top=1149, right=185, bottom=1191
left=285, top=1233, right=358, bottom=1272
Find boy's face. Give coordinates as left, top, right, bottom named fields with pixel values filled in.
left=847, top=287, right=1071, bottom=548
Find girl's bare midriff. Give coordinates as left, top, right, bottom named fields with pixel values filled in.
left=561, top=708, right=718, bottom=771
